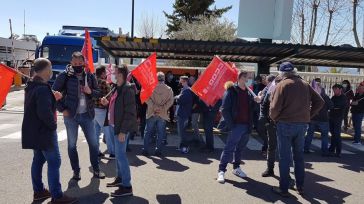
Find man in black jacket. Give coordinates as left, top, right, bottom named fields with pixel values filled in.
left=329, top=84, right=347, bottom=157
left=53, top=52, right=105, bottom=180
left=22, top=58, right=77, bottom=204
left=304, top=78, right=334, bottom=156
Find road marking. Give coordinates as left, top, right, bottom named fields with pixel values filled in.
left=1, top=131, right=21, bottom=139
left=342, top=141, right=364, bottom=152
left=311, top=139, right=354, bottom=154
left=0, top=124, right=17, bottom=130
left=247, top=137, right=263, bottom=151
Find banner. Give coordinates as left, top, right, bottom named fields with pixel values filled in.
left=106, top=63, right=114, bottom=84
left=81, top=29, right=95, bottom=73
left=131, top=52, right=157, bottom=104
left=0, top=64, right=17, bottom=107
left=192, top=56, right=238, bottom=106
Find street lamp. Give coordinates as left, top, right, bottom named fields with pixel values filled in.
left=130, top=0, right=135, bottom=65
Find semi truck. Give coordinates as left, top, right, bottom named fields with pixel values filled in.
left=36, top=26, right=115, bottom=84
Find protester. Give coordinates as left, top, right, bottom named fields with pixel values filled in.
left=350, top=82, right=364, bottom=145
left=142, top=72, right=174, bottom=156
left=329, top=84, right=347, bottom=156
left=22, top=58, right=77, bottom=204
left=199, top=99, right=222, bottom=153
left=165, top=71, right=179, bottom=123
left=257, top=75, right=275, bottom=154
left=304, top=78, right=334, bottom=156
left=260, top=75, right=281, bottom=177
left=176, top=76, right=194, bottom=154
left=53, top=52, right=105, bottom=180
left=190, top=76, right=204, bottom=147
left=94, top=66, right=113, bottom=159
left=342, top=80, right=355, bottom=131
left=252, top=76, right=266, bottom=129
left=270, top=62, right=324, bottom=197
left=217, top=71, right=257, bottom=184
left=101, top=65, right=137, bottom=197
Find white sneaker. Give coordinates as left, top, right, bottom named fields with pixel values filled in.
left=232, top=167, right=247, bottom=178
left=217, top=171, right=225, bottom=183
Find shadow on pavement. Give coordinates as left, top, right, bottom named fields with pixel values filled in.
left=156, top=194, right=182, bottom=204
left=64, top=178, right=109, bottom=203
left=300, top=171, right=351, bottom=204
left=110, top=196, right=149, bottom=204
left=151, top=156, right=189, bottom=172
left=224, top=178, right=300, bottom=203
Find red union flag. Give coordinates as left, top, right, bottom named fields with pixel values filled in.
left=0, top=64, right=17, bottom=107
left=131, top=52, right=157, bottom=104
left=81, top=29, right=95, bottom=73
left=192, top=56, right=238, bottom=106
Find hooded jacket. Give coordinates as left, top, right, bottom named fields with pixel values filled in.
left=22, top=76, right=57, bottom=150
left=146, top=82, right=174, bottom=120
left=221, top=83, right=254, bottom=132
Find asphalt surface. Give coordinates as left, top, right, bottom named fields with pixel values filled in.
left=0, top=90, right=363, bottom=204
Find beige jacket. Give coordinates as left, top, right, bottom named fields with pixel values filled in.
left=146, top=82, right=174, bottom=120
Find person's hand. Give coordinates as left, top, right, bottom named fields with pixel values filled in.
left=254, top=96, right=261, bottom=103
left=83, top=86, right=92, bottom=94
left=118, top=133, right=126, bottom=142
left=53, top=91, right=63, bottom=101
left=100, top=97, right=109, bottom=106
left=63, top=110, right=70, bottom=117
left=351, top=101, right=359, bottom=106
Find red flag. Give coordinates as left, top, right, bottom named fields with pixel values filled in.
left=106, top=63, right=114, bottom=84
left=192, top=56, right=238, bottom=106
left=0, top=64, right=17, bottom=107
left=131, top=52, right=157, bottom=104
left=81, top=29, right=95, bottom=73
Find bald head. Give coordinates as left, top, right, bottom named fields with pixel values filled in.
left=33, top=58, right=52, bottom=81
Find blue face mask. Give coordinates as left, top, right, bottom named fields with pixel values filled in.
left=245, top=79, right=253, bottom=87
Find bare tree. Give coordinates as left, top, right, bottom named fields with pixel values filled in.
left=352, top=0, right=362, bottom=47
left=137, top=14, right=165, bottom=38
left=308, top=0, right=321, bottom=45
left=324, top=0, right=346, bottom=45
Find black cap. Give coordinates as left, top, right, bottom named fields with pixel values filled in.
left=332, top=84, right=343, bottom=89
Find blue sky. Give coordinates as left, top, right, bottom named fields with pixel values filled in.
left=0, top=0, right=239, bottom=40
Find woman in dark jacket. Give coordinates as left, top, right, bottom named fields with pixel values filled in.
left=101, top=65, right=137, bottom=197
left=351, top=83, right=364, bottom=144
left=342, top=80, right=355, bottom=131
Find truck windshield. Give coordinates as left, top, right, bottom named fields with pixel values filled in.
left=42, top=45, right=83, bottom=64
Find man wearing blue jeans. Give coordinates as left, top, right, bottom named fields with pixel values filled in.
left=176, top=76, right=193, bottom=154
left=142, top=72, right=174, bottom=156
left=270, top=62, right=324, bottom=197
left=217, top=71, right=256, bottom=183
left=22, top=58, right=76, bottom=203
left=304, top=78, right=333, bottom=156
left=53, top=52, right=105, bottom=180
left=350, top=83, right=364, bottom=145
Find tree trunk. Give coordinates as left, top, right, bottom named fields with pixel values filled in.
left=309, top=3, right=319, bottom=44
left=353, top=0, right=362, bottom=47
left=300, top=12, right=305, bottom=44
left=325, top=11, right=333, bottom=45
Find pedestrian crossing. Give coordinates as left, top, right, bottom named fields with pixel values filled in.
left=0, top=122, right=363, bottom=154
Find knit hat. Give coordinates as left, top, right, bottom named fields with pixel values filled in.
left=279, top=62, right=294, bottom=72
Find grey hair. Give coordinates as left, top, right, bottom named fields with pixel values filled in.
left=157, top=72, right=165, bottom=81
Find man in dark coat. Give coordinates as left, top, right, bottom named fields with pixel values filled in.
left=22, top=58, right=77, bottom=204
left=52, top=52, right=104, bottom=180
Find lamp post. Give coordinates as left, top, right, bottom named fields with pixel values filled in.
left=130, top=0, right=135, bottom=65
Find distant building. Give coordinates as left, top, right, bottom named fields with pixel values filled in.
left=0, top=37, right=37, bottom=67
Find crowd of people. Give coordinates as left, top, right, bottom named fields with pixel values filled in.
left=21, top=52, right=364, bottom=203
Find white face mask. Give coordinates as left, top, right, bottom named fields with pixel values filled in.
left=111, top=74, right=117, bottom=84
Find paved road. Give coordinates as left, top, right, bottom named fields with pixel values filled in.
left=0, top=90, right=363, bottom=204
